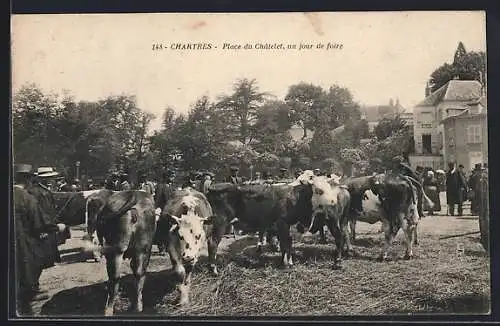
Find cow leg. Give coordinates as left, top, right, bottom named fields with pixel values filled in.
left=402, top=220, right=416, bottom=260
left=207, top=236, right=220, bottom=276
left=173, top=263, right=191, bottom=306
left=92, top=231, right=102, bottom=262
left=256, top=229, right=267, bottom=255
left=413, top=227, right=419, bottom=246
left=130, top=247, right=152, bottom=313
left=104, top=250, right=124, bottom=316
left=378, top=219, right=395, bottom=261
left=342, top=222, right=355, bottom=258
left=277, top=220, right=293, bottom=268
left=319, top=226, right=328, bottom=244
left=325, top=218, right=343, bottom=270
left=349, top=220, right=356, bottom=241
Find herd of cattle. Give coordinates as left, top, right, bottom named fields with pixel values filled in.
left=51, top=169, right=432, bottom=316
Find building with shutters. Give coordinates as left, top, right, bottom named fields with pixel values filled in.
left=409, top=79, right=487, bottom=171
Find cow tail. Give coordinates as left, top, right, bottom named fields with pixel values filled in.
left=85, top=197, right=90, bottom=234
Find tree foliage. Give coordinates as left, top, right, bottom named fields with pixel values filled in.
left=13, top=84, right=154, bottom=181
left=373, top=115, right=407, bottom=140
left=429, top=42, right=486, bottom=92
left=13, top=77, right=394, bottom=181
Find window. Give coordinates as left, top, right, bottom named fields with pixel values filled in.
left=467, top=125, right=481, bottom=143
left=422, top=134, right=432, bottom=154
left=421, top=123, right=432, bottom=128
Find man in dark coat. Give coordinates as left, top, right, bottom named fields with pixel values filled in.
left=225, top=166, right=243, bottom=185
left=27, top=172, right=67, bottom=274
left=468, top=164, right=483, bottom=215
left=446, top=162, right=468, bottom=216
left=14, top=164, right=66, bottom=315
left=154, top=169, right=176, bottom=255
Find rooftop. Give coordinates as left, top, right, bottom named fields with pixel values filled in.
left=416, top=80, right=482, bottom=107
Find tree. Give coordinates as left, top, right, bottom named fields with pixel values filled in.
left=453, top=41, right=467, bottom=64
left=373, top=115, right=407, bottom=140
left=252, top=100, right=292, bottom=155
left=361, top=128, right=412, bottom=170
left=216, top=78, right=270, bottom=145
left=309, top=124, right=334, bottom=161
left=340, top=148, right=366, bottom=176
left=285, top=83, right=327, bottom=138
left=324, top=85, right=361, bottom=125
left=429, top=42, right=486, bottom=92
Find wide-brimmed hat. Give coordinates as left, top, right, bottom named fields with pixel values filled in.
left=279, top=168, right=288, bottom=172
left=474, top=163, right=482, bottom=170
left=230, top=166, right=239, bottom=171
left=15, top=164, right=34, bottom=175
left=35, top=167, right=60, bottom=178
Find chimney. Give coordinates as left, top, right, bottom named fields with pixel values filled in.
left=396, top=98, right=400, bottom=111
left=425, top=82, right=431, bottom=97
left=389, top=98, right=394, bottom=107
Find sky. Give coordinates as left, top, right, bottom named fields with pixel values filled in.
left=11, top=11, right=486, bottom=132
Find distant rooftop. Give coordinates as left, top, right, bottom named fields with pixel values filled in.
left=416, top=80, right=482, bottom=107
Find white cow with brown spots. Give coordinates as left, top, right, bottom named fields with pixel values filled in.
left=155, top=187, right=215, bottom=306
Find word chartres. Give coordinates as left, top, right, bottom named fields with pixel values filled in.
left=152, top=43, right=214, bottom=51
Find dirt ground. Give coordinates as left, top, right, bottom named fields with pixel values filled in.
left=31, top=193, right=490, bottom=317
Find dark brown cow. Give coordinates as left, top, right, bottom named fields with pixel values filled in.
left=371, top=173, right=420, bottom=261
left=206, top=182, right=313, bottom=270
left=84, top=190, right=156, bottom=316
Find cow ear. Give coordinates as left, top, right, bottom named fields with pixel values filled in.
left=167, top=214, right=181, bottom=223
left=201, top=215, right=216, bottom=225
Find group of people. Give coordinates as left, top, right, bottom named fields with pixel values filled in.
left=411, top=161, right=488, bottom=217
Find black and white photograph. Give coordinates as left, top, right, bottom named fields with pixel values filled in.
left=10, top=11, right=490, bottom=318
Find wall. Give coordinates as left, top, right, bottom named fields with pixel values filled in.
left=442, top=114, right=488, bottom=171
left=436, top=101, right=469, bottom=122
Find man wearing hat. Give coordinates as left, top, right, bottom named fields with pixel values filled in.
left=14, top=164, right=66, bottom=314
left=276, top=168, right=293, bottom=183
left=139, top=174, right=155, bottom=197
left=226, top=166, right=243, bottom=185
left=28, top=166, right=71, bottom=262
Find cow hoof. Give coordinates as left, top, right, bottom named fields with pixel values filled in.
left=404, top=254, right=413, bottom=260
left=104, top=307, right=114, bottom=317
left=377, top=255, right=389, bottom=262
left=209, top=265, right=219, bottom=276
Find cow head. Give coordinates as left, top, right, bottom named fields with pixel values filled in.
left=168, top=213, right=213, bottom=266
left=291, top=170, right=315, bottom=186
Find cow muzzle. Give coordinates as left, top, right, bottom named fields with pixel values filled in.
left=182, top=256, right=197, bottom=266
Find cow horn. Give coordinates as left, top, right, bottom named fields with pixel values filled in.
left=229, top=217, right=239, bottom=224
left=199, top=217, right=209, bottom=221
left=169, top=215, right=182, bottom=223
left=169, top=224, right=179, bottom=232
